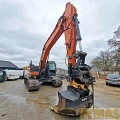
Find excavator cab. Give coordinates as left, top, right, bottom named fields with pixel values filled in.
left=39, top=61, right=56, bottom=78
left=39, top=61, right=63, bottom=87
left=44, top=61, right=56, bottom=77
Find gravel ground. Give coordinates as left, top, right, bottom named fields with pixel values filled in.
left=0, top=79, right=120, bottom=120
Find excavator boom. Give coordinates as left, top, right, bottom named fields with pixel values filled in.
left=39, top=2, right=79, bottom=69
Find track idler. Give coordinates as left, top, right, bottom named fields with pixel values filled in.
left=51, top=84, right=93, bottom=116
left=52, top=77, right=63, bottom=87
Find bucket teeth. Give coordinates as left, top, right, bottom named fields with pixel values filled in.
left=51, top=85, right=93, bottom=116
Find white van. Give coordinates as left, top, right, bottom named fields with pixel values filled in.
left=4, top=70, right=24, bottom=80
left=15, top=70, right=24, bottom=79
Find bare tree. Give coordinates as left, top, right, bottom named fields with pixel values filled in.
left=91, top=26, right=120, bottom=73
left=91, top=50, right=114, bottom=71
left=90, top=56, right=102, bottom=69
left=107, top=26, right=120, bottom=73
left=99, top=50, right=114, bottom=71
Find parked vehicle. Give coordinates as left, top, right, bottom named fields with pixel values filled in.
left=0, top=71, right=7, bottom=82
left=105, top=74, right=120, bottom=86
left=15, top=70, right=24, bottom=79
left=4, top=70, right=23, bottom=80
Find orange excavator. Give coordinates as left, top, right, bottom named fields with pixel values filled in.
left=24, top=2, right=94, bottom=116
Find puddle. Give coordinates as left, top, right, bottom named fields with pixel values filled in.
left=26, top=98, right=51, bottom=108
left=80, top=108, right=120, bottom=120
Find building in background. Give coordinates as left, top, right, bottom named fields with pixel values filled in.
left=0, top=60, right=18, bottom=71
left=56, top=68, right=68, bottom=78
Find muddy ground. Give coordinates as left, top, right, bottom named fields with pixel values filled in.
left=0, top=79, right=120, bottom=120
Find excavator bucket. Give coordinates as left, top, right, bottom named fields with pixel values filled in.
left=51, top=85, right=93, bottom=116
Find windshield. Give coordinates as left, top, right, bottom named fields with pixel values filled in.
left=0, top=71, right=3, bottom=76
left=49, top=62, right=56, bottom=70
left=107, top=74, right=120, bottom=79
left=0, top=73, right=2, bottom=75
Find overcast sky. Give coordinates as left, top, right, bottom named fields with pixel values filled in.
left=0, top=0, right=120, bottom=69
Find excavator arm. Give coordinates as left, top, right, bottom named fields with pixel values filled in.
left=39, top=2, right=80, bottom=70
